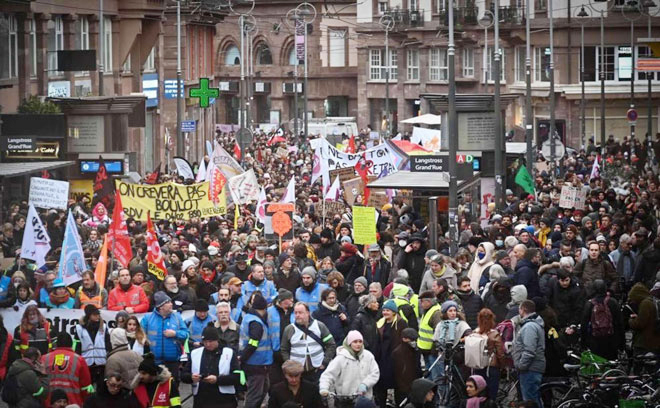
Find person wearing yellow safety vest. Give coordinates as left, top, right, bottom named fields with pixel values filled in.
left=131, top=353, right=181, bottom=408
left=74, top=270, right=108, bottom=309
left=5, top=346, right=49, bottom=408
left=42, top=331, right=93, bottom=407
left=181, top=325, right=242, bottom=408
left=417, top=291, right=444, bottom=382
left=390, top=282, right=419, bottom=331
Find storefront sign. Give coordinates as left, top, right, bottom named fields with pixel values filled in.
left=410, top=156, right=446, bottom=172
left=2, top=137, right=60, bottom=160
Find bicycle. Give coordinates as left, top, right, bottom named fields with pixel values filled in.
left=432, top=342, right=467, bottom=408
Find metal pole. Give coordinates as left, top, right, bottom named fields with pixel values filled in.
left=581, top=22, right=586, bottom=150
left=294, top=19, right=299, bottom=141
left=494, top=0, right=503, bottom=208
left=550, top=0, right=556, bottom=172
left=448, top=2, right=458, bottom=256
left=176, top=0, right=184, bottom=158
left=99, top=0, right=104, bottom=96
left=303, top=23, right=309, bottom=143
left=630, top=20, right=635, bottom=144
left=648, top=12, right=654, bottom=163
left=525, top=2, right=533, bottom=169
left=600, top=11, right=606, bottom=169
left=240, top=16, right=245, bottom=131
left=246, top=30, right=251, bottom=130
left=385, top=28, right=390, bottom=137
left=484, top=25, right=488, bottom=93
left=428, top=197, right=438, bottom=250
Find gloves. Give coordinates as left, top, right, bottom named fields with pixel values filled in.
left=358, top=384, right=368, bottom=395
left=320, top=390, right=329, bottom=397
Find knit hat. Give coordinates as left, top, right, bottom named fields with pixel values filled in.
left=581, top=216, right=592, bottom=227
left=84, top=304, right=100, bottom=317
left=401, top=327, right=419, bottom=341
left=110, top=328, right=129, bottom=348
left=340, top=242, right=358, bottom=254
left=409, top=233, right=425, bottom=243
left=301, top=266, right=317, bottom=280
left=208, top=244, right=219, bottom=256
left=468, top=375, right=487, bottom=393
left=429, top=254, right=443, bottom=265
left=52, top=279, right=66, bottom=288
left=153, top=291, right=172, bottom=309
left=202, top=323, right=220, bottom=342
left=368, top=243, right=381, bottom=252
left=181, top=259, right=196, bottom=272
left=441, top=300, right=458, bottom=314
left=194, top=299, right=209, bottom=312
left=320, top=228, right=334, bottom=239
left=382, top=299, right=398, bottom=312
left=138, top=353, right=160, bottom=376
left=56, top=331, right=73, bottom=348
left=354, top=276, right=368, bottom=290
left=494, top=250, right=509, bottom=261
left=425, top=249, right=439, bottom=258
left=116, top=310, right=129, bottom=323
left=510, top=285, right=528, bottom=304
left=504, top=236, right=519, bottom=249
left=345, top=330, right=363, bottom=345
left=277, top=288, right=294, bottom=302
left=50, top=389, right=68, bottom=404
left=251, top=294, right=268, bottom=310
left=488, top=264, right=506, bottom=282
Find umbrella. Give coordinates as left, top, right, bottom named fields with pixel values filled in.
left=392, top=140, right=431, bottom=153
left=400, top=113, right=442, bottom=125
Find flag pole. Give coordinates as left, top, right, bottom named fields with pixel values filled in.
left=322, top=198, right=326, bottom=231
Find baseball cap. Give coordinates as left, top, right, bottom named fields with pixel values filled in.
left=227, top=277, right=242, bottom=286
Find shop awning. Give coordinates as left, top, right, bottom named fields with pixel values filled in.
left=368, top=170, right=481, bottom=192
left=0, top=161, right=76, bottom=178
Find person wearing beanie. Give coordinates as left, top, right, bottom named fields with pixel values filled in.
left=107, top=268, right=150, bottom=313
left=295, top=266, right=328, bottom=315
left=42, top=332, right=93, bottom=406
left=392, top=325, right=422, bottom=405
left=181, top=321, right=241, bottom=408
left=49, top=388, right=69, bottom=408
left=185, top=299, right=216, bottom=349
left=140, top=291, right=188, bottom=383
left=132, top=353, right=181, bottom=408
left=465, top=375, right=497, bottom=408
left=268, top=359, right=323, bottom=408
left=317, top=228, right=341, bottom=261
left=375, top=293, right=408, bottom=408
left=345, top=276, right=369, bottom=319
left=364, top=243, right=392, bottom=290
left=336, top=241, right=364, bottom=286
left=105, top=328, right=143, bottom=390
left=320, top=330, right=379, bottom=400
left=265, top=288, right=295, bottom=385
left=350, top=294, right=380, bottom=355
left=419, top=254, right=457, bottom=294
left=433, top=300, right=470, bottom=354
left=74, top=302, right=111, bottom=386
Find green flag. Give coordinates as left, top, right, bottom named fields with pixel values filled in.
left=515, top=165, right=535, bottom=195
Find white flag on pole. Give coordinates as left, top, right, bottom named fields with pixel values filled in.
left=21, top=203, right=51, bottom=267
left=280, top=175, right=296, bottom=203
left=196, top=158, right=207, bottom=182
left=256, top=187, right=268, bottom=224
left=325, top=176, right=341, bottom=201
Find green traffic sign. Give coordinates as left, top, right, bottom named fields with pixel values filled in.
left=189, top=78, right=219, bottom=108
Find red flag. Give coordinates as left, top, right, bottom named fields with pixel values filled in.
left=93, top=157, right=114, bottom=209
left=146, top=212, right=168, bottom=281
left=347, top=135, right=356, bottom=153
left=233, top=143, right=242, bottom=160
left=145, top=162, right=161, bottom=185
left=107, top=190, right=132, bottom=267
left=95, top=234, right=108, bottom=290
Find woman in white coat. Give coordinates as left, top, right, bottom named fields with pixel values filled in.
left=319, top=330, right=380, bottom=407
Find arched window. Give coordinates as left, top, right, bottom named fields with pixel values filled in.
left=225, top=45, right=240, bottom=65
left=287, top=46, right=297, bottom=65
left=255, top=43, right=272, bottom=65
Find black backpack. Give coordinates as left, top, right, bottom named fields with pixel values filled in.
left=1, top=370, right=20, bottom=405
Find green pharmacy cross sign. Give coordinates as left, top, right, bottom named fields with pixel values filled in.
left=189, top=78, right=219, bottom=108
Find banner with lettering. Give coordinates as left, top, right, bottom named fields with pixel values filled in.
left=115, top=180, right=226, bottom=221
left=315, top=139, right=398, bottom=178
left=69, top=180, right=94, bottom=203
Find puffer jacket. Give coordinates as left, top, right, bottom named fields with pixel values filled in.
left=512, top=313, right=546, bottom=373
left=140, top=310, right=188, bottom=363
left=513, top=259, right=541, bottom=299
left=350, top=306, right=379, bottom=355
left=319, top=339, right=380, bottom=398
left=6, top=358, right=48, bottom=408
left=627, top=283, right=660, bottom=352
left=547, top=277, right=585, bottom=328
left=483, top=278, right=512, bottom=323
left=454, top=288, right=483, bottom=329
left=312, top=302, right=349, bottom=344
left=105, top=344, right=143, bottom=389
left=467, top=242, right=495, bottom=292
left=419, top=265, right=458, bottom=293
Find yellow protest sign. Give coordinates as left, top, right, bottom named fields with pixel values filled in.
left=352, top=206, right=377, bottom=245
left=115, top=180, right=226, bottom=221
left=69, top=180, right=94, bottom=203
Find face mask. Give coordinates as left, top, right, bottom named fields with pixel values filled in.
left=495, top=240, right=504, bottom=247
left=399, top=240, right=407, bottom=247
left=408, top=341, right=418, bottom=350
left=477, top=252, right=486, bottom=260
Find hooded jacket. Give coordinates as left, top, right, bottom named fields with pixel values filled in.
left=483, top=278, right=512, bottom=323
left=419, top=264, right=458, bottom=293
left=513, top=259, right=541, bottom=299
left=627, top=283, right=660, bottom=352
left=403, top=378, right=436, bottom=408
left=547, top=276, right=585, bottom=328
left=467, top=242, right=495, bottom=293
left=319, top=337, right=380, bottom=399
left=6, top=358, right=48, bottom=408
left=512, top=313, right=546, bottom=373
left=105, top=344, right=143, bottom=389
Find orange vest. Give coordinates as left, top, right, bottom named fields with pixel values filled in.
left=77, top=288, right=103, bottom=309
left=135, top=377, right=174, bottom=408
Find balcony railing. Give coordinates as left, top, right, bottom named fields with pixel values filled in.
left=386, top=9, right=425, bottom=28
left=488, top=4, right=526, bottom=24
left=438, top=7, right=479, bottom=26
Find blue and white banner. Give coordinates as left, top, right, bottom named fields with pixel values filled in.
left=57, top=210, right=88, bottom=286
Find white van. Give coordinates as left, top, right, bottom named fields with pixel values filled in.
left=307, top=117, right=358, bottom=146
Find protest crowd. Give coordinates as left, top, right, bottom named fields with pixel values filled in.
left=0, top=128, right=659, bottom=408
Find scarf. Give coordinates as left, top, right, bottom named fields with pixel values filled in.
left=321, top=301, right=339, bottom=312
left=126, top=331, right=136, bottom=339
left=437, top=318, right=459, bottom=344
left=432, top=265, right=446, bottom=278
left=49, top=291, right=70, bottom=306
left=119, top=282, right=132, bottom=292
left=466, top=396, right=487, bottom=408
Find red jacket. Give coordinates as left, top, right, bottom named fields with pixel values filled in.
left=108, top=284, right=150, bottom=312
left=0, top=330, right=13, bottom=380
left=42, top=347, right=93, bottom=406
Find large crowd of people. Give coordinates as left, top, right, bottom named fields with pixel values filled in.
left=0, top=128, right=659, bottom=408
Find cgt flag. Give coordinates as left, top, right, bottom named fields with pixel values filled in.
left=21, top=203, right=51, bottom=267
left=107, top=190, right=132, bottom=267
left=92, top=157, right=114, bottom=209
left=146, top=212, right=167, bottom=281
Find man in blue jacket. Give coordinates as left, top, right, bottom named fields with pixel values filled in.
left=141, top=291, right=188, bottom=383
left=513, top=248, right=542, bottom=299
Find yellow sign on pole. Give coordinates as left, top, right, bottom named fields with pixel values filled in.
left=352, top=206, right=377, bottom=245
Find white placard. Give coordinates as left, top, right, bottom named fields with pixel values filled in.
left=411, top=127, right=442, bottom=151
left=559, top=186, right=587, bottom=210
left=29, top=177, right=70, bottom=210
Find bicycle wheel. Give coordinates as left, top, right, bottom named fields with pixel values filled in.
left=556, top=399, right=599, bottom=408
left=540, top=383, right=572, bottom=408
left=437, top=382, right=464, bottom=408
left=496, top=378, right=519, bottom=407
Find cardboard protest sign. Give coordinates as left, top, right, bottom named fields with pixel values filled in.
left=352, top=206, right=377, bottom=245
left=324, top=201, right=345, bottom=217
left=115, top=180, right=226, bottom=221
left=559, top=186, right=587, bottom=210
left=276, top=147, right=289, bottom=159
left=69, top=180, right=94, bottom=203
left=367, top=192, right=389, bottom=210
left=343, top=177, right=364, bottom=206
left=264, top=203, right=295, bottom=245
left=29, top=177, right=69, bottom=210
left=330, top=167, right=357, bottom=184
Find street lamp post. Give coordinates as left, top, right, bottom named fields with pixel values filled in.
left=176, top=0, right=183, bottom=157
left=640, top=0, right=658, bottom=163
left=379, top=15, right=394, bottom=138
left=494, top=0, right=503, bottom=208
left=577, top=6, right=590, bottom=151
left=447, top=1, right=458, bottom=255
left=525, top=3, right=533, bottom=169
left=549, top=0, right=556, bottom=169
left=621, top=1, right=643, bottom=154
left=478, top=11, right=494, bottom=94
